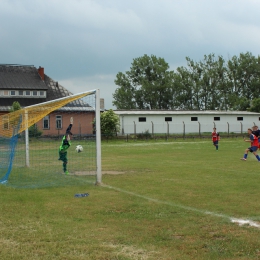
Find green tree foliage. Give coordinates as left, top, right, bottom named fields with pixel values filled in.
left=113, top=52, right=260, bottom=111
left=100, top=109, right=120, bottom=137
left=113, top=54, right=174, bottom=109
left=9, top=101, right=21, bottom=112
left=9, top=101, right=42, bottom=137
left=9, top=101, right=22, bottom=129
left=28, top=124, right=42, bottom=137
left=249, top=98, right=260, bottom=113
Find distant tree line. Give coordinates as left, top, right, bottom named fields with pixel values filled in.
left=113, top=52, right=260, bottom=112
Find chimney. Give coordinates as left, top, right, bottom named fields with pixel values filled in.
left=100, top=98, right=104, bottom=110
left=38, top=66, right=44, bottom=81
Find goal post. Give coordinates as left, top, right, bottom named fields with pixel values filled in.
left=95, top=89, right=102, bottom=185
left=0, top=89, right=102, bottom=188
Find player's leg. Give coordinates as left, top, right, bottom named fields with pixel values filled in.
left=252, top=147, right=260, bottom=161
left=215, top=141, right=218, bottom=150
left=59, top=152, right=68, bottom=173
left=241, top=148, right=250, bottom=160
left=63, top=152, right=69, bottom=174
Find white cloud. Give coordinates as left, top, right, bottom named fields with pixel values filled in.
left=1, top=0, right=260, bottom=105
left=59, top=74, right=117, bottom=109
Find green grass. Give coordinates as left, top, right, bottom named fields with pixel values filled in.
left=1, top=138, right=260, bottom=259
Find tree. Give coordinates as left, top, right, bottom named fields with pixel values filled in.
left=249, top=98, right=260, bottom=112
left=9, top=101, right=21, bottom=112
left=173, top=66, right=194, bottom=110
left=9, top=101, right=22, bottom=130
left=113, top=52, right=260, bottom=111
left=226, top=52, right=260, bottom=110
left=28, top=124, right=42, bottom=137
left=100, top=109, right=120, bottom=137
left=113, top=54, right=175, bottom=109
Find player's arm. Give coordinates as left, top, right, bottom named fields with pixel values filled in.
left=65, top=117, right=73, bottom=135
left=244, top=135, right=253, bottom=142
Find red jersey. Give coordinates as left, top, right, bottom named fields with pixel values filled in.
left=212, top=131, right=219, bottom=141
left=250, top=134, right=258, bottom=147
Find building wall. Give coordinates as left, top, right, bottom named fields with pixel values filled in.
left=118, top=113, right=260, bottom=135
left=35, top=111, right=95, bottom=136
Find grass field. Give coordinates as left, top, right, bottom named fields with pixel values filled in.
left=1, top=138, right=260, bottom=259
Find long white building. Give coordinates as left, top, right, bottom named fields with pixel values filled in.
left=114, top=110, right=260, bottom=135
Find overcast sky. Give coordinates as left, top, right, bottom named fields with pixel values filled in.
left=1, top=0, right=260, bottom=109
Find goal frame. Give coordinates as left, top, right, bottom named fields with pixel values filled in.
left=23, top=89, right=102, bottom=184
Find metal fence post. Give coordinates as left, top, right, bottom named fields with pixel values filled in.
left=122, top=116, right=125, bottom=135
left=183, top=121, right=185, bottom=138
left=227, top=122, right=229, bottom=137
left=198, top=121, right=201, bottom=137
left=151, top=121, right=154, bottom=137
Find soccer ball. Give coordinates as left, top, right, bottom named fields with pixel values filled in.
left=75, top=145, right=83, bottom=153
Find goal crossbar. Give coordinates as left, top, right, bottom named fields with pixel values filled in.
left=0, top=89, right=96, bottom=138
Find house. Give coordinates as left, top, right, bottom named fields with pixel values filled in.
left=0, top=64, right=95, bottom=136
left=114, top=110, right=260, bottom=135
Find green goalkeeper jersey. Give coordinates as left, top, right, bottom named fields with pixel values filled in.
left=59, top=135, right=71, bottom=153
left=59, top=123, right=73, bottom=153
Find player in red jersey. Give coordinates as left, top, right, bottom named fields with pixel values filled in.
left=212, top=128, right=220, bottom=151
left=240, top=128, right=260, bottom=161
left=252, top=125, right=260, bottom=149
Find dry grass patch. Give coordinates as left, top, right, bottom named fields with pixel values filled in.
left=102, top=242, right=160, bottom=260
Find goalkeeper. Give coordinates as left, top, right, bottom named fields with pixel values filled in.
left=58, top=117, right=73, bottom=175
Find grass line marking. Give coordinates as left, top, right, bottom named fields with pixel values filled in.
left=102, top=183, right=260, bottom=229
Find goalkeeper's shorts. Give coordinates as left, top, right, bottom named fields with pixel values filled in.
left=58, top=151, right=68, bottom=163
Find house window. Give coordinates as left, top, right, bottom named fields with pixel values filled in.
left=139, top=117, right=146, bottom=122
left=18, top=90, right=24, bottom=96
left=43, top=116, right=50, bottom=129
left=10, top=90, right=16, bottom=96
left=3, top=90, right=9, bottom=96
left=39, top=91, right=45, bottom=96
left=2, top=115, right=9, bottom=130
left=165, top=117, right=172, bottom=122
left=214, top=117, right=220, bottom=121
left=191, top=117, right=198, bottom=121
left=237, top=117, right=243, bottom=121
left=25, top=90, right=31, bottom=96
left=56, top=115, right=62, bottom=129
left=32, top=91, right=38, bottom=96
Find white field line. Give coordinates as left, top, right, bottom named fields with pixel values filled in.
left=102, top=183, right=260, bottom=229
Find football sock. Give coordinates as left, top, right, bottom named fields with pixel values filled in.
left=256, top=155, right=260, bottom=161
left=63, top=162, right=67, bottom=172
left=244, top=154, right=248, bottom=159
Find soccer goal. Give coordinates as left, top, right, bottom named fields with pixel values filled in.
left=0, top=89, right=101, bottom=188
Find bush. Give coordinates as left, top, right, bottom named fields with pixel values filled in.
left=137, top=130, right=151, bottom=139
left=29, top=124, right=42, bottom=137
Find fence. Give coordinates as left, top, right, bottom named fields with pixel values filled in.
left=119, top=121, right=256, bottom=137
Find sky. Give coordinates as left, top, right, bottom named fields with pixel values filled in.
left=1, top=0, right=260, bottom=109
